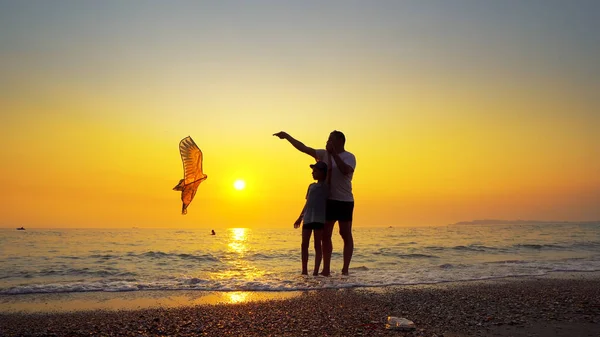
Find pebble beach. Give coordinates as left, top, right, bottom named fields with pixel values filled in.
left=1, top=274, right=599, bottom=337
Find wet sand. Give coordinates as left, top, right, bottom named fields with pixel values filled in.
left=0, top=289, right=301, bottom=313
left=1, top=273, right=599, bottom=336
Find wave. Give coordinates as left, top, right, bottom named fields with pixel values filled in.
left=452, top=245, right=488, bottom=252
left=57, top=256, right=82, bottom=260
left=247, top=252, right=295, bottom=261
left=3, top=254, right=600, bottom=295
left=514, top=244, right=567, bottom=250
left=38, top=267, right=137, bottom=277
left=424, top=245, right=498, bottom=252
left=435, top=241, right=600, bottom=252
left=90, top=254, right=117, bottom=259
left=398, top=253, right=439, bottom=259
left=4, top=267, right=600, bottom=295
left=372, top=248, right=439, bottom=259
left=121, top=251, right=221, bottom=262
left=426, top=241, right=600, bottom=252
left=503, top=242, right=600, bottom=251
left=176, top=253, right=220, bottom=262
left=572, top=241, right=600, bottom=249
left=484, top=260, right=527, bottom=265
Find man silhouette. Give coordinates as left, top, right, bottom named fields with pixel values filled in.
left=274, top=130, right=356, bottom=276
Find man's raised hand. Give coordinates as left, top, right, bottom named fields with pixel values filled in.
left=273, top=131, right=289, bottom=139
left=326, top=142, right=336, bottom=154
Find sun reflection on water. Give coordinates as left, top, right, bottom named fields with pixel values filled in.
left=228, top=228, right=248, bottom=255
left=211, top=228, right=266, bottom=281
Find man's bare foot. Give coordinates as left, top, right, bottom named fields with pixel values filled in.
left=312, top=271, right=319, bottom=276
left=302, top=271, right=308, bottom=275
left=319, top=271, right=331, bottom=277
left=341, top=269, right=349, bottom=276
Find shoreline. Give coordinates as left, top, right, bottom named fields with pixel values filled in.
left=1, top=271, right=600, bottom=314
left=1, top=272, right=599, bottom=336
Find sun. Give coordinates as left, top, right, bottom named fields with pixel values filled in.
left=233, top=179, right=246, bottom=190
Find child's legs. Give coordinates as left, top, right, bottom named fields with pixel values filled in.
left=301, top=228, right=312, bottom=274
left=312, top=229, right=323, bottom=275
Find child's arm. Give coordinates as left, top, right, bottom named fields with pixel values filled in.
left=294, top=204, right=306, bottom=229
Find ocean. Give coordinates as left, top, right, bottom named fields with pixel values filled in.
left=1, top=223, right=599, bottom=295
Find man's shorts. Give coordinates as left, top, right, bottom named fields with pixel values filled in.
left=326, top=199, right=354, bottom=222
left=303, top=222, right=325, bottom=230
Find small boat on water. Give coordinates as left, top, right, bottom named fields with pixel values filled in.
left=16, top=227, right=25, bottom=230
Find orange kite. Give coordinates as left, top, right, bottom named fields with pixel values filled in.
left=173, top=136, right=208, bottom=215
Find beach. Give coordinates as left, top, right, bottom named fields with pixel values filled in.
left=1, top=273, right=599, bottom=336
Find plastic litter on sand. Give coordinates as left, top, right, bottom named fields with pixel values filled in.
left=386, top=316, right=416, bottom=331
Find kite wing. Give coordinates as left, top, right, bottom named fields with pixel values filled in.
left=173, top=136, right=207, bottom=215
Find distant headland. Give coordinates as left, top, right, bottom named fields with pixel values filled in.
left=449, top=219, right=600, bottom=226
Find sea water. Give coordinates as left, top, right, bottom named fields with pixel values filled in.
left=1, top=223, right=599, bottom=295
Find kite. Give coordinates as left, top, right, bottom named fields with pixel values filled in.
left=173, top=136, right=207, bottom=215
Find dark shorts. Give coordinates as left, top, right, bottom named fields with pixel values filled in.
left=326, top=199, right=354, bottom=222
left=303, top=222, right=324, bottom=230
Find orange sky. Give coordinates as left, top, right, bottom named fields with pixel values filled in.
left=1, top=1, right=599, bottom=228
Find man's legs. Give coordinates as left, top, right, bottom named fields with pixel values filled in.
left=339, top=220, right=353, bottom=275
left=320, top=221, right=336, bottom=276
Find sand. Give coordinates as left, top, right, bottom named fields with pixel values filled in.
left=1, top=273, right=600, bottom=336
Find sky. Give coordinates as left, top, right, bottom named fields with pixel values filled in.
left=1, top=0, right=599, bottom=228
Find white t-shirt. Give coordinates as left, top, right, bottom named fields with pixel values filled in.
left=315, top=149, right=356, bottom=202
left=303, top=182, right=329, bottom=224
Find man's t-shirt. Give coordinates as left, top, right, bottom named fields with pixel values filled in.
left=315, top=149, right=356, bottom=202
left=303, top=182, right=329, bottom=224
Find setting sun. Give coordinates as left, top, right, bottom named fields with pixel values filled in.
left=233, top=180, right=246, bottom=191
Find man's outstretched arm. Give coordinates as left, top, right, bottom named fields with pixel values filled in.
left=273, top=131, right=317, bottom=159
